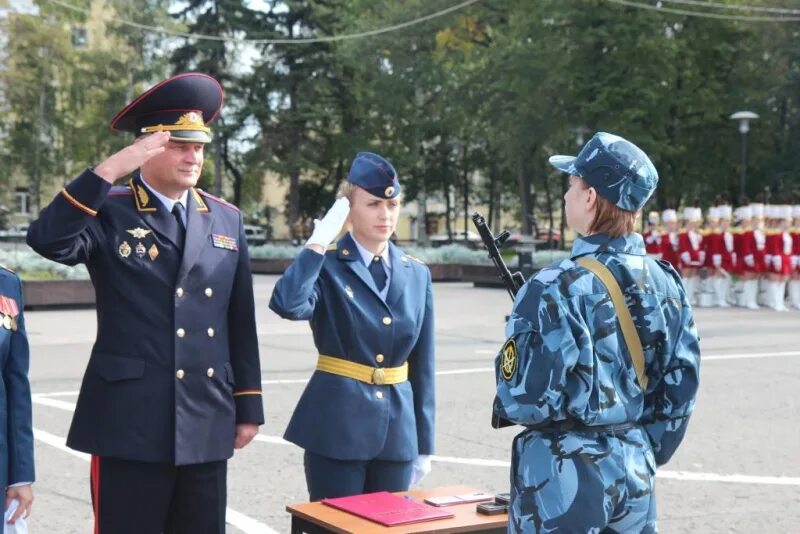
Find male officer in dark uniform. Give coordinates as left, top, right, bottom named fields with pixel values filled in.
left=27, top=73, right=263, bottom=534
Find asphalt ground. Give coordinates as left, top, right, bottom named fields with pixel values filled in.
left=21, top=275, right=800, bottom=533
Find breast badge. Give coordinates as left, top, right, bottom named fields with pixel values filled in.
left=500, top=338, right=517, bottom=381
left=135, top=242, right=146, bottom=258
left=119, top=241, right=132, bottom=258
left=126, top=227, right=152, bottom=239
left=148, top=244, right=159, bottom=261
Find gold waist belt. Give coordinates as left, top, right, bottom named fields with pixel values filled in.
left=316, top=355, right=408, bottom=385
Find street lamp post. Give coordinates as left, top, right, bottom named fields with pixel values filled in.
left=729, top=111, right=759, bottom=202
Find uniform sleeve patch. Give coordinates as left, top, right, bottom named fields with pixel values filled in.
left=500, top=338, right=517, bottom=381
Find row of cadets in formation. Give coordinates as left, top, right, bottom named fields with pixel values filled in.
left=643, top=202, right=800, bottom=311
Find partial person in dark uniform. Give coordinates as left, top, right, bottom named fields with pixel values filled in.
left=26, top=73, right=263, bottom=534
left=270, top=152, right=435, bottom=501
left=0, top=266, right=34, bottom=527
left=494, top=133, right=700, bottom=533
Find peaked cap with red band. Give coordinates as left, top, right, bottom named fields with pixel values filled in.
left=110, top=73, right=223, bottom=144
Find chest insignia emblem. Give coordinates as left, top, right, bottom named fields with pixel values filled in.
left=126, top=227, right=152, bottom=239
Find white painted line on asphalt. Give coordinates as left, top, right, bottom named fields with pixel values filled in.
left=703, top=351, right=800, bottom=361
left=254, top=434, right=292, bottom=446
left=31, top=411, right=280, bottom=533
left=33, top=397, right=800, bottom=488
left=32, top=396, right=77, bottom=410
left=431, top=455, right=800, bottom=486
left=437, top=368, right=494, bottom=376
left=261, top=378, right=309, bottom=385
left=33, top=428, right=90, bottom=461
left=34, top=390, right=81, bottom=398
left=432, top=454, right=509, bottom=467
left=36, top=350, right=800, bottom=396
left=475, top=349, right=800, bottom=361
left=656, top=470, right=800, bottom=486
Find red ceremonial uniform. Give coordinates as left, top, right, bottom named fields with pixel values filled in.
left=660, top=232, right=680, bottom=268
left=678, top=230, right=704, bottom=269
left=703, top=230, right=721, bottom=269
left=644, top=228, right=662, bottom=256
left=769, top=230, right=793, bottom=276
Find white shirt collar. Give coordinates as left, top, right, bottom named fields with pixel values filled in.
left=350, top=232, right=391, bottom=270
left=139, top=174, right=189, bottom=212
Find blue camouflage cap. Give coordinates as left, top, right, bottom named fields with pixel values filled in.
left=347, top=152, right=400, bottom=199
left=549, top=132, right=658, bottom=212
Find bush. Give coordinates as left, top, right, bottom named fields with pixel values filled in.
left=0, top=246, right=89, bottom=280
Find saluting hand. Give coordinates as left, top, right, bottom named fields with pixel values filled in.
left=5, top=485, right=32, bottom=525
left=94, top=131, right=172, bottom=183
left=305, top=197, right=351, bottom=254
left=234, top=423, right=259, bottom=449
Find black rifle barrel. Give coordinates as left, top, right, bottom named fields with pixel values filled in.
left=471, top=212, right=521, bottom=301
left=471, top=211, right=524, bottom=429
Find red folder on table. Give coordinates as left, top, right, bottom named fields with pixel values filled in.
left=322, top=491, right=455, bottom=526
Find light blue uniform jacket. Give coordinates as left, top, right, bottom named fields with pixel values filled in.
left=270, top=233, right=435, bottom=462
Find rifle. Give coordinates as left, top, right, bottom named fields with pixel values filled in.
left=471, top=212, right=525, bottom=301
left=471, top=211, right=525, bottom=428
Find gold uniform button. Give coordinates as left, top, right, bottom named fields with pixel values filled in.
left=207, top=368, right=215, bottom=378
left=375, top=354, right=385, bottom=363
left=207, top=328, right=215, bottom=337
left=176, top=369, right=185, bottom=380
left=176, top=328, right=185, bottom=338
left=382, top=317, right=392, bottom=326
left=376, top=391, right=384, bottom=400
left=176, top=288, right=184, bottom=298
left=205, top=288, right=213, bottom=298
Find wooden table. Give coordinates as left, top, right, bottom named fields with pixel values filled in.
left=287, top=485, right=507, bottom=534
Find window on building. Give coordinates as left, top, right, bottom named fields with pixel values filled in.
left=15, top=188, right=30, bottom=215
left=72, top=27, right=87, bottom=48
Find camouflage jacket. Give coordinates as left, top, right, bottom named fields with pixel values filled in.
left=494, top=233, right=701, bottom=465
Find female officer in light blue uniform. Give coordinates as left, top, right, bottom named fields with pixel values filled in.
left=270, top=152, right=435, bottom=501
left=494, top=133, right=700, bottom=533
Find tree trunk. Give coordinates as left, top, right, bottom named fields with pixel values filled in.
left=213, top=135, right=224, bottom=197
left=461, top=144, right=469, bottom=242
left=516, top=158, right=532, bottom=235
left=222, top=139, right=243, bottom=206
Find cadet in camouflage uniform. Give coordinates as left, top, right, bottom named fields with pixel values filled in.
left=494, top=132, right=701, bottom=533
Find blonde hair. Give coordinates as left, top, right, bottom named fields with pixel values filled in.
left=337, top=181, right=359, bottom=200
left=336, top=180, right=403, bottom=203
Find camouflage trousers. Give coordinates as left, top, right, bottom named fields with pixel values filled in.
left=508, top=426, right=657, bottom=533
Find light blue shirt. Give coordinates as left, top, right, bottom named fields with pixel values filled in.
left=350, top=232, right=392, bottom=300
left=140, top=174, right=189, bottom=227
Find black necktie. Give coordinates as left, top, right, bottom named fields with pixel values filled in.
left=172, top=202, right=186, bottom=246
left=368, top=256, right=388, bottom=292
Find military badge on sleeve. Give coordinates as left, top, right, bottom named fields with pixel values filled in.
left=500, top=338, right=518, bottom=381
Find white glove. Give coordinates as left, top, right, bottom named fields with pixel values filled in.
left=792, top=256, right=799, bottom=270
left=3, top=500, right=28, bottom=534
left=744, top=254, right=755, bottom=268
left=712, top=254, right=722, bottom=267
left=680, top=252, right=690, bottom=264
left=305, top=197, right=350, bottom=249
left=410, top=455, right=432, bottom=486
left=774, top=256, right=782, bottom=270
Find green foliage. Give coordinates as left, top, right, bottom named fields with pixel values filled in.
left=3, top=0, right=800, bottom=235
